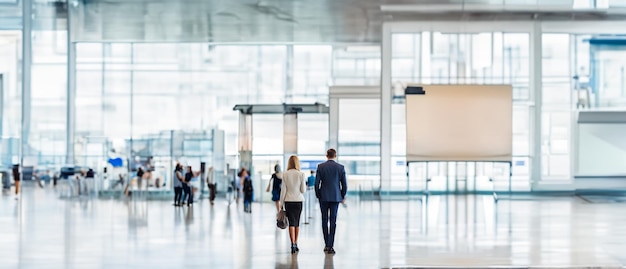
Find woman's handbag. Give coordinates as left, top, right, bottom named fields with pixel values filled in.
left=276, top=209, right=288, bottom=229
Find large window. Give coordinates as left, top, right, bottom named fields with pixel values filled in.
left=73, top=44, right=352, bottom=169
left=389, top=32, right=531, bottom=192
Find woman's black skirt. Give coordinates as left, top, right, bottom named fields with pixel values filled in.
left=284, top=202, right=303, bottom=227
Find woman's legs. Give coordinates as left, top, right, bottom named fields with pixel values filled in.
left=289, top=226, right=298, bottom=253
left=174, top=187, right=182, bottom=205
left=183, top=184, right=193, bottom=205
left=182, top=184, right=189, bottom=204
left=275, top=201, right=280, bottom=212
left=289, top=227, right=296, bottom=243
left=187, top=186, right=193, bottom=205
left=14, top=180, right=20, bottom=195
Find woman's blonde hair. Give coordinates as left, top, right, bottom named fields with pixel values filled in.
left=287, top=155, right=300, bottom=171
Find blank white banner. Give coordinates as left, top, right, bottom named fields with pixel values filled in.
left=405, top=84, right=513, bottom=162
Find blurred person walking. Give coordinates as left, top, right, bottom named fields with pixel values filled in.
left=242, top=174, right=254, bottom=213
left=237, top=168, right=248, bottom=204
left=12, top=164, right=20, bottom=200
left=173, top=163, right=184, bottom=206
left=266, top=164, right=283, bottom=212
left=183, top=166, right=200, bottom=206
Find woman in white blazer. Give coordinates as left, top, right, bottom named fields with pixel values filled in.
left=279, top=155, right=307, bottom=254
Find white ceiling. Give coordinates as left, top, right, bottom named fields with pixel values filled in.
left=2, top=0, right=626, bottom=42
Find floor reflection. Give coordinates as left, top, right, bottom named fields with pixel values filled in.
left=275, top=254, right=299, bottom=269
left=324, top=255, right=334, bottom=269
left=2, top=185, right=626, bottom=268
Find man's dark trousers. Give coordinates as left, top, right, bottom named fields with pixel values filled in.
left=319, top=201, right=340, bottom=248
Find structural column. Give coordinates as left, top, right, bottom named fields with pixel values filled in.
left=0, top=74, right=4, bottom=138
left=66, top=4, right=76, bottom=164
left=238, top=112, right=253, bottom=173
left=21, top=0, right=32, bottom=166
left=530, top=22, right=543, bottom=188
left=283, top=113, right=298, bottom=168
left=328, top=97, right=339, bottom=150
left=380, top=23, right=393, bottom=192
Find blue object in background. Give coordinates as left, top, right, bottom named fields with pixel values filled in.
left=108, top=157, right=124, bottom=167
left=300, top=160, right=323, bottom=170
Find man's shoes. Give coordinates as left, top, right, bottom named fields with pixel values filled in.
left=323, top=247, right=330, bottom=253
left=326, top=248, right=336, bottom=255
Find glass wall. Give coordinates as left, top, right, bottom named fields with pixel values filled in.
left=30, top=30, right=67, bottom=166
left=541, top=33, right=626, bottom=181
left=338, top=99, right=380, bottom=191
left=332, top=46, right=380, bottom=86
left=0, top=31, right=21, bottom=166
left=8, top=6, right=626, bottom=192
left=542, top=34, right=574, bottom=181
left=389, top=32, right=532, bottom=192
left=73, top=43, right=373, bottom=176
left=297, top=113, right=329, bottom=173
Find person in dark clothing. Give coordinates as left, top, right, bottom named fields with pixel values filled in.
left=315, top=148, right=347, bottom=255
left=84, top=168, right=95, bottom=195
left=243, top=176, right=253, bottom=213
left=136, top=167, right=145, bottom=190
left=173, top=163, right=184, bottom=206
left=12, top=165, right=20, bottom=200
left=182, top=166, right=199, bottom=206
left=86, top=168, right=95, bottom=178
left=266, top=164, right=282, bottom=212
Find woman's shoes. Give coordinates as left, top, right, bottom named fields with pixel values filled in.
left=291, top=244, right=299, bottom=254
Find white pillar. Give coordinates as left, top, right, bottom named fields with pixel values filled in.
left=66, top=3, right=76, bottom=164
left=66, top=44, right=76, bottom=164
left=238, top=112, right=253, bottom=172
left=328, top=97, right=339, bottom=150
left=380, top=23, right=393, bottom=192
left=530, top=22, right=543, bottom=189
left=0, top=74, right=4, bottom=137
left=21, top=0, right=32, bottom=167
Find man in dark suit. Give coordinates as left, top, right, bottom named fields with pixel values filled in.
left=314, top=148, right=347, bottom=255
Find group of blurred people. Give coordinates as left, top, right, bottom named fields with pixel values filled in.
left=72, top=168, right=96, bottom=196
left=172, top=163, right=202, bottom=206
left=8, top=164, right=60, bottom=200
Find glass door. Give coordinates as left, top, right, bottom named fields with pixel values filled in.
left=252, top=114, right=283, bottom=201
left=337, top=99, right=381, bottom=193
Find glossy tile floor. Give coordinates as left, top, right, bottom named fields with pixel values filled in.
left=2, top=185, right=626, bottom=269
